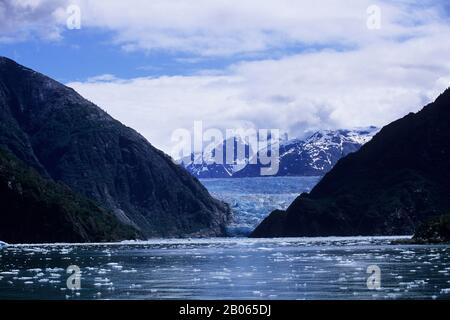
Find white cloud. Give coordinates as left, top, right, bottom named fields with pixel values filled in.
left=0, top=0, right=68, bottom=43
left=68, top=29, right=450, bottom=152
left=2, top=0, right=448, bottom=56
left=68, top=0, right=449, bottom=56
left=3, top=0, right=450, bottom=153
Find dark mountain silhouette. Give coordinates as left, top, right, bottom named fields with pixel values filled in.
left=412, top=214, right=450, bottom=243
left=251, top=88, right=450, bottom=237
left=0, top=57, right=230, bottom=239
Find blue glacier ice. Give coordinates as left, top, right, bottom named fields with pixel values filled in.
left=201, top=176, right=321, bottom=236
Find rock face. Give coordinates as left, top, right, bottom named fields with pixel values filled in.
left=251, top=89, right=450, bottom=237
left=0, top=149, right=141, bottom=243
left=412, top=214, right=450, bottom=243
left=235, top=127, right=378, bottom=177
left=0, top=57, right=230, bottom=238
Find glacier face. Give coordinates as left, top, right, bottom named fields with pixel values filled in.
left=181, top=127, right=379, bottom=178
left=201, top=176, right=321, bottom=236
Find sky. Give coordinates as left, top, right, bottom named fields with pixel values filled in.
left=1, top=0, right=450, bottom=153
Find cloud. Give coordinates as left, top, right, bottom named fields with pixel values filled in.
left=0, top=0, right=69, bottom=43
left=2, top=0, right=449, bottom=56
left=68, top=27, right=450, bottom=152
left=3, top=0, right=450, bottom=153
left=72, top=0, right=448, bottom=57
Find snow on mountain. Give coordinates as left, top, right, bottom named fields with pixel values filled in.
left=180, top=127, right=379, bottom=178
left=294, top=126, right=380, bottom=173
left=179, top=135, right=260, bottom=178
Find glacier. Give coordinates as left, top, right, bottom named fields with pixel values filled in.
left=201, top=176, right=321, bottom=236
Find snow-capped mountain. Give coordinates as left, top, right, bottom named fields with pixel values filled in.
left=180, top=127, right=379, bottom=178
left=179, top=135, right=261, bottom=178
left=236, top=126, right=379, bottom=177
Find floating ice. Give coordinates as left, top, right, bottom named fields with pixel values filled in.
left=0, top=236, right=448, bottom=300
left=121, top=269, right=137, bottom=273
left=45, top=268, right=64, bottom=272
left=0, top=270, right=19, bottom=275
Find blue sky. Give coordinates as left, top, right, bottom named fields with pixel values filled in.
left=0, top=19, right=356, bottom=83
left=1, top=0, right=450, bottom=152
left=1, top=29, right=248, bottom=82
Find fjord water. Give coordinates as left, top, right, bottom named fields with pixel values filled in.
left=0, top=237, right=449, bottom=300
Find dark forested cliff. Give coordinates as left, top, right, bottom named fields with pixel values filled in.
left=0, top=148, right=141, bottom=243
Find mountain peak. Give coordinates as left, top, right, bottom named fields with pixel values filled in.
left=0, top=56, right=33, bottom=73
left=0, top=56, right=15, bottom=64
left=183, top=128, right=377, bottom=178
left=434, top=87, right=450, bottom=105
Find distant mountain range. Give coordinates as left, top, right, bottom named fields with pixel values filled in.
left=251, top=88, right=450, bottom=237
left=180, top=135, right=258, bottom=178
left=180, top=127, right=379, bottom=178
left=0, top=57, right=230, bottom=243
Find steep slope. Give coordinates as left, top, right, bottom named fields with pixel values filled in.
left=251, top=89, right=450, bottom=237
left=0, top=148, right=141, bottom=243
left=236, top=127, right=378, bottom=177
left=0, top=57, right=230, bottom=238
left=412, top=214, right=450, bottom=243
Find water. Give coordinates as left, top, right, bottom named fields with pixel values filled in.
left=1, top=177, right=449, bottom=300
left=0, top=237, right=449, bottom=300
left=201, top=176, right=321, bottom=236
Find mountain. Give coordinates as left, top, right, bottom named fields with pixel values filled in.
left=181, top=128, right=377, bottom=178
left=235, top=127, right=378, bottom=177
left=180, top=135, right=256, bottom=178
left=251, top=88, right=450, bottom=237
left=0, top=57, right=230, bottom=239
left=0, top=148, right=141, bottom=243
left=412, top=214, right=450, bottom=243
